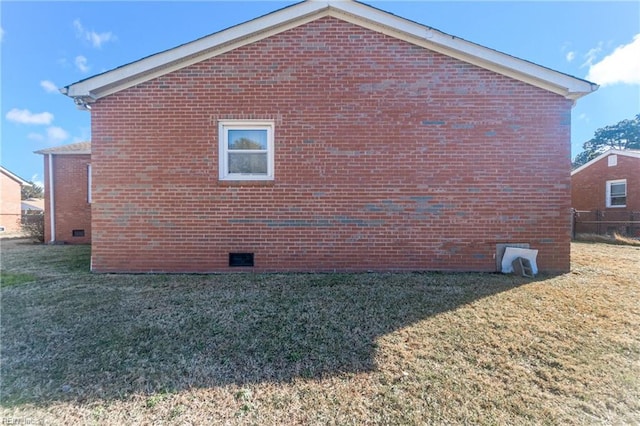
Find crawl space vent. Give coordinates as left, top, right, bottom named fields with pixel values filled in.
left=229, top=252, right=254, bottom=267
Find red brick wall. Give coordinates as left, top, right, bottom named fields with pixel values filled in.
left=0, top=172, right=23, bottom=233
left=572, top=154, right=640, bottom=211
left=43, top=154, right=92, bottom=244
left=90, top=17, right=573, bottom=273
left=572, top=153, right=640, bottom=236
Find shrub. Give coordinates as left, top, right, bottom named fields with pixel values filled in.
left=21, top=212, right=45, bottom=243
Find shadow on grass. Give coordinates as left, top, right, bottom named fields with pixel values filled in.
left=0, top=241, right=545, bottom=406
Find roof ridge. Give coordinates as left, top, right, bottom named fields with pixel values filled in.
left=62, top=0, right=597, bottom=109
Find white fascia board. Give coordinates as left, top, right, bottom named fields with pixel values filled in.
left=35, top=150, right=92, bottom=155
left=572, top=149, right=640, bottom=175
left=65, top=0, right=597, bottom=103
left=0, top=167, right=31, bottom=186
left=331, top=1, right=597, bottom=100
left=65, top=1, right=327, bottom=100
left=34, top=147, right=92, bottom=154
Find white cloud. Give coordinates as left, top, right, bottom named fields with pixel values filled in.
left=72, top=127, right=91, bottom=143
left=6, top=108, right=54, bottom=125
left=47, top=126, right=70, bottom=142
left=75, top=55, right=90, bottom=73
left=586, top=34, right=640, bottom=86
left=581, top=43, right=603, bottom=68
left=73, top=19, right=115, bottom=48
left=30, top=174, right=44, bottom=189
left=40, top=80, right=59, bottom=94
left=28, top=127, right=72, bottom=144
left=0, top=27, right=4, bottom=43
left=28, top=133, right=45, bottom=141
left=565, top=51, right=576, bottom=62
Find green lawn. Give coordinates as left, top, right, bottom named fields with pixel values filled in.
left=1, top=238, right=638, bottom=424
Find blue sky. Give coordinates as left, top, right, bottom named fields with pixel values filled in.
left=2, top=1, right=639, bottom=186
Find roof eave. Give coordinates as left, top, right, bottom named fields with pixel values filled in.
left=34, top=149, right=92, bottom=155
left=63, top=1, right=328, bottom=103
left=63, top=0, right=598, bottom=104
left=571, top=148, right=640, bottom=175
left=34, top=141, right=92, bottom=155
left=0, top=167, right=31, bottom=186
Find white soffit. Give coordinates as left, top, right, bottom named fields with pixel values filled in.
left=62, top=0, right=598, bottom=105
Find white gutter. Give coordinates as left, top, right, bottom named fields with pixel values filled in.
left=48, top=154, right=56, bottom=243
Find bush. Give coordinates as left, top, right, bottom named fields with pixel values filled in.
left=21, top=212, right=45, bottom=243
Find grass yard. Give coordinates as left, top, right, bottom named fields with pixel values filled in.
left=1, top=238, right=638, bottom=424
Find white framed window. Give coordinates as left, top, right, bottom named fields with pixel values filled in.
left=606, top=179, right=626, bottom=208
left=218, top=121, right=274, bottom=181
left=87, top=164, right=92, bottom=204
left=608, top=155, right=617, bottom=167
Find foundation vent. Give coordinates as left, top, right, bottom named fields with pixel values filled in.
left=229, top=252, right=254, bottom=267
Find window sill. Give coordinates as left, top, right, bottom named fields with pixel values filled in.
left=217, top=180, right=275, bottom=187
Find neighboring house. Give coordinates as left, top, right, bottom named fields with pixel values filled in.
left=0, top=166, right=31, bottom=233
left=571, top=149, right=640, bottom=236
left=21, top=198, right=45, bottom=215
left=60, top=0, right=597, bottom=273
left=35, top=142, right=92, bottom=244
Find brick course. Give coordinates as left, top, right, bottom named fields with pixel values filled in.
left=90, top=17, right=573, bottom=273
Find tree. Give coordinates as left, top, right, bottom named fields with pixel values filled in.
left=230, top=137, right=263, bottom=150
left=573, top=114, right=640, bottom=169
left=21, top=181, right=44, bottom=200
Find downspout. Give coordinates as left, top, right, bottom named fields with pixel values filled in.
left=48, top=153, right=56, bottom=243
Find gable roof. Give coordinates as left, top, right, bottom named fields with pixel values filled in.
left=571, top=149, right=640, bottom=176
left=0, top=166, right=31, bottom=186
left=62, top=0, right=597, bottom=109
left=22, top=198, right=45, bottom=211
left=34, top=141, right=92, bottom=155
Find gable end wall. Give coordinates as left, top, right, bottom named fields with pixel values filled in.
left=91, top=17, right=573, bottom=273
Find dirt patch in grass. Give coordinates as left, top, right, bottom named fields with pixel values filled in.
left=1, top=238, right=638, bottom=424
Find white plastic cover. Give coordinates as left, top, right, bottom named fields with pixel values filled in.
left=501, top=247, right=539, bottom=275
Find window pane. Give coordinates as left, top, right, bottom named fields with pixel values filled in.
left=228, top=153, right=268, bottom=174
left=610, top=183, right=626, bottom=197
left=611, top=196, right=626, bottom=206
left=228, top=130, right=267, bottom=150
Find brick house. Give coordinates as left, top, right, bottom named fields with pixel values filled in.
left=60, top=0, right=597, bottom=273
left=0, top=166, right=31, bottom=233
left=35, top=142, right=92, bottom=244
left=572, top=149, right=640, bottom=236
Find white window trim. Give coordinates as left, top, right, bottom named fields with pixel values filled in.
left=218, top=120, right=274, bottom=181
left=605, top=179, right=626, bottom=208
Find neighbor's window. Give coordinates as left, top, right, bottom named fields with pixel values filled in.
left=218, top=121, right=274, bottom=181
left=606, top=179, right=626, bottom=208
